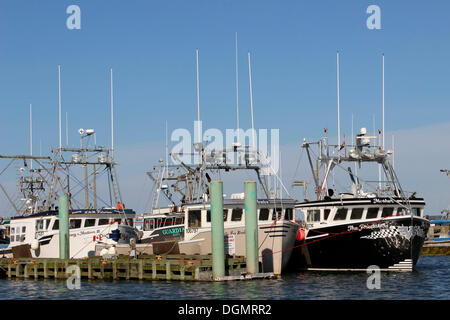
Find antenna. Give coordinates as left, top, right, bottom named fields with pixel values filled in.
left=165, top=120, right=169, bottom=178
left=196, top=48, right=201, bottom=140
left=66, top=112, right=69, bottom=146
left=58, top=65, right=62, bottom=150
left=248, top=51, right=256, bottom=150
left=29, top=103, right=32, bottom=170
left=235, top=32, right=240, bottom=144
left=392, top=134, right=395, bottom=169
left=337, top=51, right=341, bottom=148
left=382, top=53, right=385, bottom=149
left=110, top=68, right=114, bottom=159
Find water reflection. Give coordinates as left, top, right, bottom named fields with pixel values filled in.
left=0, top=257, right=448, bottom=300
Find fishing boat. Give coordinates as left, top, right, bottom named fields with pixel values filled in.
left=290, top=128, right=430, bottom=271
left=0, top=139, right=138, bottom=259
left=121, top=47, right=298, bottom=274
left=132, top=143, right=298, bottom=275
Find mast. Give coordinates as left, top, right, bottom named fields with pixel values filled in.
left=58, top=65, right=62, bottom=151
left=382, top=53, right=385, bottom=149
left=196, top=48, right=201, bottom=140
left=337, top=51, right=341, bottom=148
left=248, top=51, right=256, bottom=150
left=110, top=68, right=114, bottom=160
left=29, top=104, right=33, bottom=170
left=235, top=32, right=240, bottom=144
left=66, top=112, right=69, bottom=146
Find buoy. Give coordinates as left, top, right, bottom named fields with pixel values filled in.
left=31, top=239, right=40, bottom=250
left=296, top=229, right=306, bottom=242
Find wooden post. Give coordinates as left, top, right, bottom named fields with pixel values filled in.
left=58, top=195, right=70, bottom=259
left=210, top=180, right=225, bottom=278
left=7, top=264, right=11, bottom=278
left=166, top=261, right=171, bottom=280
left=244, top=181, right=259, bottom=274
left=180, top=264, right=185, bottom=280
left=126, top=263, right=130, bottom=280
left=88, top=260, right=92, bottom=279
left=194, top=266, right=200, bottom=280
left=152, top=261, right=157, bottom=279
left=43, top=261, right=48, bottom=279
left=138, top=260, right=143, bottom=280
left=112, top=261, right=117, bottom=280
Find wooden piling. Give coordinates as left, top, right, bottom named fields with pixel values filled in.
left=0, top=254, right=264, bottom=282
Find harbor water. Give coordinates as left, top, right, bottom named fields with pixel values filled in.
left=0, top=256, right=447, bottom=300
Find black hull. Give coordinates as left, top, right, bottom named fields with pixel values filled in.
left=290, top=217, right=430, bottom=270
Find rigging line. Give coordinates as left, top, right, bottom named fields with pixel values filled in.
left=307, top=146, right=414, bottom=211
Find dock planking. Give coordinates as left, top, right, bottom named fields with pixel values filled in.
left=0, top=254, right=251, bottom=282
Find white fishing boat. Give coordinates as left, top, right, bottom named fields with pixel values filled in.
left=0, top=67, right=138, bottom=258
left=124, top=47, right=298, bottom=274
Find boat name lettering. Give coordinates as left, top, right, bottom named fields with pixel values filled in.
left=162, top=227, right=184, bottom=235
left=372, top=199, right=395, bottom=204
left=225, top=230, right=245, bottom=236
left=348, top=223, right=385, bottom=231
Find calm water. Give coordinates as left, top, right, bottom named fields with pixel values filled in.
left=0, top=256, right=448, bottom=300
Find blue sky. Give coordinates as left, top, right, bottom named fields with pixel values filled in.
left=0, top=1, right=449, bottom=215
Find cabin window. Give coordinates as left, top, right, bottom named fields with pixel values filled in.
left=223, top=209, right=229, bottom=222
left=165, top=218, right=173, bottom=227
left=334, top=208, right=348, bottom=221
left=207, top=210, right=228, bottom=222
left=150, top=219, right=155, bottom=230
left=36, top=220, right=45, bottom=231
left=412, top=208, right=421, bottom=217
left=176, top=217, right=184, bottom=225
left=16, top=235, right=20, bottom=242
left=381, top=207, right=394, bottom=218
left=20, top=235, right=25, bottom=242
left=69, top=219, right=82, bottom=229
left=367, top=208, right=379, bottom=219
left=350, top=208, right=364, bottom=220
left=45, top=219, right=51, bottom=230
left=307, top=210, right=320, bottom=222
left=397, top=208, right=406, bottom=216
left=273, top=208, right=283, bottom=220
left=98, top=219, right=109, bottom=226
left=85, top=219, right=96, bottom=227
left=10, top=227, right=15, bottom=234
left=285, top=208, right=293, bottom=220
left=324, top=209, right=331, bottom=221
left=259, top=208, right=270, bottom=221
left=188, top=210, right=202, bottom=228
left=231, top=209, right=243, bottom=222
left=52, top=220, right=59, bottom=230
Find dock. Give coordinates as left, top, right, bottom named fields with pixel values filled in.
left=0, top=254, right=275, bottom=282
left=421, top=240, right=450, bottom=256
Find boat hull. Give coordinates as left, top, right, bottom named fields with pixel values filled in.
left=291, top=216, right=430, bottom=271
left=178, top=220, right=298, bottom=275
